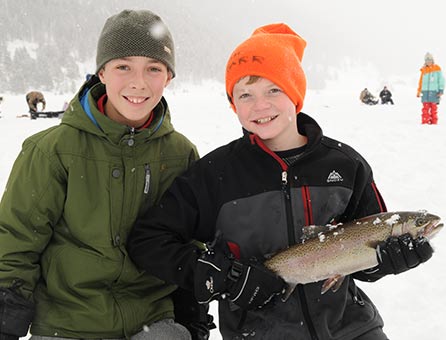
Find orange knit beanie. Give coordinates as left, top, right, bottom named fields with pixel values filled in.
left=226, top=23, right=307, bottom=113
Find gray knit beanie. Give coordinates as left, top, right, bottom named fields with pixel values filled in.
left=96, top=9, right=175, bottom=77
left=425, top=52, right=434, bottom=63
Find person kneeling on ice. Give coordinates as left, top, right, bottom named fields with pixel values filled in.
left=417, top=52, right=445, bottom=124
left=360, top=88, right=379, bottom=105
left=25, top=91, right=46, bottom=119
left=379, top=86, right=394, bottom=105
left=128, top=23, right=435, bottom=340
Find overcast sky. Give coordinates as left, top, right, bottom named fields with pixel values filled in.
left=194, top=0, right=446, bottom=79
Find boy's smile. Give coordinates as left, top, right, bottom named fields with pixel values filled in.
left=125, top=96, right=149, bottom=104
left=254, top=115, right=279, bottom=124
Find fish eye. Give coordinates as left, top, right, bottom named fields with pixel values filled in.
left=415, top=217, right=427, bottom=227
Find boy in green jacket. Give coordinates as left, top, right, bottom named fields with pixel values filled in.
left=0, top=9, right=210, bottom=340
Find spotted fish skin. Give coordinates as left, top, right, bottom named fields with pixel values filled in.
left=264, top=211, right=443, bottom=297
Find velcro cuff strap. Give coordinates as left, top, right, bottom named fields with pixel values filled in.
left=228, top=261, right=243, bottom=282
left=229, top=266, right=251, bottom=303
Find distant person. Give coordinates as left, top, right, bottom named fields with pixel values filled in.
left=379, top=86, right=394, bottom=105
left=25, top=91, right=46, bottom=119
left=360, top=88, right=378, bottom=105
left=417, top=52, right=445, bottom=124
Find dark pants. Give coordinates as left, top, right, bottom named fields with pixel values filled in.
left=381, top=98, right=394, bottom=105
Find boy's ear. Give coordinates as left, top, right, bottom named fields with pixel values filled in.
left=98, top=68, right=106, bottom=84
left=164, top=71, right=173, bottom=87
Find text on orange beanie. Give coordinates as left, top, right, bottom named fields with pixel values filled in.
left=226, top=23, right=307, bottom=113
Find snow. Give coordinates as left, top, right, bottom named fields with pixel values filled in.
left=0, top=80, right=445, bottom=339
left=6, top=40, right=39, bottom=60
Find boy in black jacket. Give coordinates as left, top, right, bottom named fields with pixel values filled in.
left=128, top=23, right=433, bottom=339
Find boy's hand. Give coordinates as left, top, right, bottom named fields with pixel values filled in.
left=194, top=238, right=285, bottom=310
left=225, top=258, right=286, bottom=309
left=376, top=234, right=433, bottom=275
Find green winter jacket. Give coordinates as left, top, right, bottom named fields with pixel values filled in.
left=0, top=79, right=198, bottom=338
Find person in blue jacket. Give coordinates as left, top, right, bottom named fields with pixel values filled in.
left=417, top=52, right=445, bottom=124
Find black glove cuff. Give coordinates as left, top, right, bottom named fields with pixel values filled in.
left=194, top=243, right=233, bottom=304
left=227, top=260, right=285, bottom=310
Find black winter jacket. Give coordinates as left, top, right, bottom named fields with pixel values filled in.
left=128, top=113, right=388, bottom=340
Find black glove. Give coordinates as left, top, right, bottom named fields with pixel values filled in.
left=172, top=287, right=215, bottom=340
left=0, top=334, right=18, bottom=340
left=187, top=316, right=216, bottom=340
left=376, top=234, right=434, bottom=275
left=194, top=238, right=286, bottom=310
left=0, top=287, right=34, bottom=340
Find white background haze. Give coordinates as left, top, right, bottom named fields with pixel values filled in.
left=1, top=0, right=446, bottom=339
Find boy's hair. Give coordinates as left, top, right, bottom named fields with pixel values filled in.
left=225, top=23, right=307, bottom=113
left=96, top=9, right=175, bottom=77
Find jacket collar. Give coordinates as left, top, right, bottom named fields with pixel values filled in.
left=61, top=76, right=174, bottom=145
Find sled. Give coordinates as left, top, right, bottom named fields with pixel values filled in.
left=30, top=111, right=64, bottom=119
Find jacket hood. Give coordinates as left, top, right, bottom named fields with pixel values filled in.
left=420, top=64, right=442, bottom=73
left=61, top=76, right=175, bottom=145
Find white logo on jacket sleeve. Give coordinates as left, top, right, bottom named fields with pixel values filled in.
left=327, top=170, right=343, bottom=183
left=206, top=277, right=214, bottom=293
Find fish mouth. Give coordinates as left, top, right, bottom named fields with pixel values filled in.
left=421, top=220, right=443, bottom=239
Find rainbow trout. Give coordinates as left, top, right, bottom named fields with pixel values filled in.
left=264, top=211, right=443, bottom=298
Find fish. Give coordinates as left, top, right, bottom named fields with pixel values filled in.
left=263, top=211, right=443, bottom=299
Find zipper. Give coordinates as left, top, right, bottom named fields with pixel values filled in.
left=349, top=282, right=365, bottom=306
left=298, top=285, right=319, bottom=340
left=128, top=127, right=136, bottom=146
left=250, top=134, right=320, bottom=339
left=144, top=164, right=151, bottom=195
left=250, top=135, right=295, bottom=244
left=281, top=170, right=296, bottom=245
left=352, top=294, right=365, bottom=306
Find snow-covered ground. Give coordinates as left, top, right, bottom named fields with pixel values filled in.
left=1, top=81, right=445, bottom=339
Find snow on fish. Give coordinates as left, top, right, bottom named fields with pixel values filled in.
left=264, top=211, right=443, bottom=300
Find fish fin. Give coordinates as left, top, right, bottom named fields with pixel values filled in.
left=321, top=275, right=345, bottom=294
left=281, top=283, right=297, bottom=302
